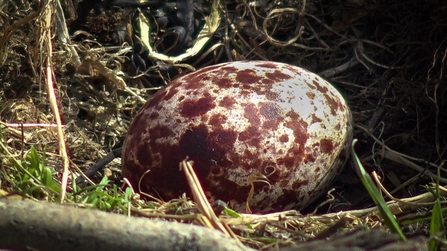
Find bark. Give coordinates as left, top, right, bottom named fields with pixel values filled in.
left=0, top=197, right=430, bottom=251
left=0, top=197, right=252, bottom=251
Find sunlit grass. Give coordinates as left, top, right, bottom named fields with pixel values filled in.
left=0, top=125, right=135, bottom=213
left=352, top=138, right=447, bottom=250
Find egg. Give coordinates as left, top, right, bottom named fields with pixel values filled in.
left=121, top=61, right=353, bottom=213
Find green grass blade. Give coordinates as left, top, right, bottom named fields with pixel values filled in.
left=429, top=160, right=445, bottom=251
left=351, top=139, right=406, bottom=241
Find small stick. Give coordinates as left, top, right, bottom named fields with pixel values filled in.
left=75, top=147, right=122, bottom=185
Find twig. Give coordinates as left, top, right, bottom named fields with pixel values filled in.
left=38, top=0, right=70, bottom=202
left=180, top=158, right=242, bottom=243
left=0, top=4, right=39, bottom=66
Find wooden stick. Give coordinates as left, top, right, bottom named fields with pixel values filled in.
left=0, top=197, right=253, bottom=251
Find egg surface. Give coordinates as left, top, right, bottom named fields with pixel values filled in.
left=122, top=61, right=352, bottom=213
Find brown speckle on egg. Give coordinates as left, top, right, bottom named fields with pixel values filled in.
left=122, top=61, right=353, bottom=213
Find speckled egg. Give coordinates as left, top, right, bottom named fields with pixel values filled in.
left=122, top=61, right=353, bottom=213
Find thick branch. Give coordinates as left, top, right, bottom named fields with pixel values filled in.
left=0, top=197, right=253, bottom=251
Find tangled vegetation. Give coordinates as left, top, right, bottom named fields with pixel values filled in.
left=1, top=0, right=446, bottom=250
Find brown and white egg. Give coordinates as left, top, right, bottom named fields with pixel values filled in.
left=122, top=61, right=353, bottom=213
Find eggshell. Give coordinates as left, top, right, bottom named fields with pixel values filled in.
left=122, top=61, right=353, bottom=213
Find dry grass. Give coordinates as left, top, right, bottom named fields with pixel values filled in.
left=1, top=0, right=447, bottom=249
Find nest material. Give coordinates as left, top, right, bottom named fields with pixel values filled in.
left=1, top=0, right=447, bottom=250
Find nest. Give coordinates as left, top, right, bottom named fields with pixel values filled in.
left=0, top=0, right=446, bottom=250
